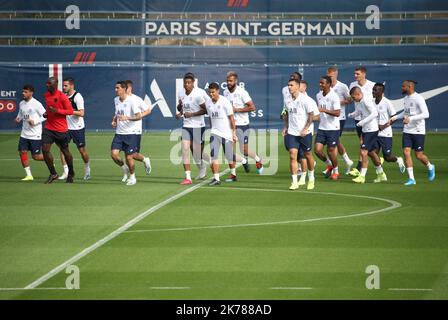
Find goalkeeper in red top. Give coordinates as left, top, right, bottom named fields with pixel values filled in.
left=42, top=77, right=75, bottom=183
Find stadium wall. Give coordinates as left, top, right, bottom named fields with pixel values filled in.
left=1, top=63, right=447, bottom=131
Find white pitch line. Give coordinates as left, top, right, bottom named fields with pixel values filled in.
left=150, top=287, right=190, bottom=290
left=270, top=287, right=313, bottom=290
left=0, top=287, right=68, bottom=291
left=22, top=168, right=232, bottom=290
left=388, top=288, right=433, bottom=291
left=124, top=187, right=402, bottom=234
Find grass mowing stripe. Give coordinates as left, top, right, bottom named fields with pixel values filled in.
left=124, top=187, right=401, bottom=233
left=23, top=168, right=233, bottom=290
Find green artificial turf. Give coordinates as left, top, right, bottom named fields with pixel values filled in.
left=0, top=131, right=446, bottom=299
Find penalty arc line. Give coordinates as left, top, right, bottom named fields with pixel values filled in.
left=124, top=187, right=402, bottom=233
left=22, top=169, right=233, bottom=290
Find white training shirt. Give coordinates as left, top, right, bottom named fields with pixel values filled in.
left=17, top=97, right=46, bottom=140
left=285, top=94, right=315, bottom=136
left=130, top=93, right=149, bottom=134
left=179, top=87, right=206, bottom=128
left=66, top=91, right=85, bottom=130
left=349, top=79, right=375, bottom=120
left=114, top=96, right=141, bottom=135
left=316, top=89, right=341, bottom=131
left=223, top=85, right=252, bottom=126
left=350, top=98, right=379, bottom=133
left=332, top=81, right=350, bottom=121
left=375, top=96, right=396, bottom=138
left=206, top=95, right=234, bottom=141
left=397, top=92, right=429, bottom=135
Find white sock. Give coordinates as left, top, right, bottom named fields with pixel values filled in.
left=214, top=173, right=220, bottom=181
left=24, top=166, right=32, bottom=176
left=375, top=165, right=384, bottom=174
left=185, top=170, right=192, bottom=180
left=241, top=157, right=247, bottom=164
left=342, top=153, right=351, bottom=164
left=333, top=166, right=339, bottom=174
left=231, top=168, right=236, bottom=176
left=308, top=170, right=315, bottom=180
left=85, top=161, right=90, bottom=174
left=292, top=174, right=297, bottom=183
left=325, top=159, right=332, bottom=166
left=129, top=173, right=136, bottom=180
left=121, top=164, right=129, bottom=174
left=360, top=168, right=367, bottom=177
left=407, top=167, right=415, bottom=180
left=254, top=155, right=261, bottom=162
left=426, top=162, right=433, bottom=170
left=63, top=164, right=69, bottom=175
left=299, top=171, right=307, bottom=181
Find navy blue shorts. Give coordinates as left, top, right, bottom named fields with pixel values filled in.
left=210, top=134, right=235, bottom=163
left=236, top=125, right=250, bottom=145
left=403, top=133, right=425, bottom=151
left=136, top=134, right=142, bottom=153
left=354, top=120, right=363, bottom=137
left=376, top=136, right=393, bottom=156
left=18, top=137, right=42, bottom=154
left=68, top=128, right=86, bottom=148
left=361, top=131, right=379, bottom=152
left=315, top=129, right=339, bottom=147
left=285, top=133, right=313, bottom=152
left=111, top=134, right=138, bottom=155
left=182, top=127, right=205, bottom=144
left=42, top=128, right=70, bottom=149
left=339, top=120, right=346, bottom=137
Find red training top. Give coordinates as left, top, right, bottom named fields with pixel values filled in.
left=44, top=89, right=74, bottom=132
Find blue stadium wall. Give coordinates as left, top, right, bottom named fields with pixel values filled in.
left=1, top=0, right=447, bottom=131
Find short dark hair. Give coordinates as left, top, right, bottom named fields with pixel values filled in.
left=116, top=81, right=127, bottom=89
left=288, top=78, right=300, bottom=85
left=183, top=73, right=195, bottom=81
left=289, top=72, right=302, bottom=81
left=124, top=80, right=133, bottom=87
left=23, top=84, right=34, bottom=92
left=226, top=71, right=238, bottom=79
left=299, top=80, right=308, bottom=87
left=63, top=77, right=75, bottom=85
left=208, top=82, right=220, bottom=91
left=355, top=66, right=367, bottom=73
left=327, top=65, right=338, bottom=72
left=321, top=76, right=332, bottom=85
left=374, top=83, right=385, bottom=91
left=405, top=79, right=418, bottom=85
left=350, top=86, right=362, bottom=95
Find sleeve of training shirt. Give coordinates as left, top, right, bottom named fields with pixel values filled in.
left=16, top=103, right=23, bottom=121
left=223, top=97, right=234, bottom=116
left=241, top=89, right=252, bottom=105
left=386, top=98, right=396, bottom=117
left=130, top=98, right=141, bottom=115
left=194, top=92, right=206, bottom=106
left=36, top=100, right=47, bottom=124
left=342, top=83, right=350, bottom=100
left=332, top=92, right=341, bottom=111
left=74, top=93, right=85, bottom=111
left=57, top=93, right=74, bottom=115
left=409, top=95, right=429, bottom=122
left=358, top=100, right=378, bottom=127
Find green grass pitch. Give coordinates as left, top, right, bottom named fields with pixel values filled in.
left=0, top=131, right=447, bottom=299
